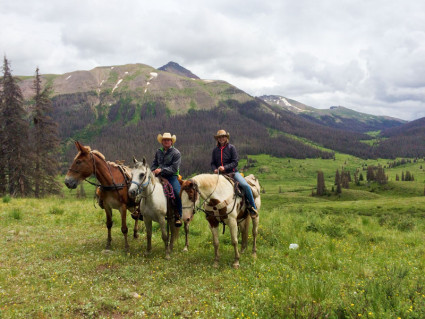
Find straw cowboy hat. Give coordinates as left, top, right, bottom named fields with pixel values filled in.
left=214, top=129, right=230, bottom=140
left=157, top=132, right=176, bottom=144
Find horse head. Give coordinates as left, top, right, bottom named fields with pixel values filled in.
left=64, top=141, right=94, bottom=189
left=128, top=156, right=150, bottom=199
left=180, top=179, right=199, bottom=223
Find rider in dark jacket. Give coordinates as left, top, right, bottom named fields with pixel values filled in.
left=210, top=130, right=258, bottom=218
left=151, top=132, right=182, bottom=227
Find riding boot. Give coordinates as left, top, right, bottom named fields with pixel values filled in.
left=174, top=211, right=182, bottom=227
left=247, top=205, right=258, bottom=218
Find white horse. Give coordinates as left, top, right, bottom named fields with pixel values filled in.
left=180, top=173, right=260, bottom=268
left=128, top=157, right=180, bottom=259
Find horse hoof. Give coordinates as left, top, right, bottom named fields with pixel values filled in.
left=241, top=248, right=246, bottom=254
left=183, top=247, right=188, bottom=252
left=144, top=251, right=152, bottom=256
left=252, top=252, right=257, bottom=259
left=133, top=233, right=139, bottom=239
left=233, top=263, right=240, bottom=269
left=165, top=255, right=171, bottom=260
left=213, top=262, right=219, bottom=268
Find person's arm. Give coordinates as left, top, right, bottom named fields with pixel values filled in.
left=223, top=145, right=239, bottom=171
left=211, top=149, right=218, bottom=172
left=151, top=150, right=159, bottom=171
left=161, top=150, right=181, bottom=176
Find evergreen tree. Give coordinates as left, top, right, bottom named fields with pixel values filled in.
left=375, top=165, right=387, bottom=185
left=396, top=174, right=399, bottom=181
left=405, top=171, right=411, bottom=181
left=32, top=67, right=61, bottom=197
left=366, top=166, right=375, bottom=182
left=341, top=172, right=350, bottom=189
left=316, top=170, right=326, bottom=196
left=0, top=56, right=31, bottom=196
left=336, top=179, right=342, bottom=194
left=334, top=169, right=340, bottom=185
left=359, top=173, right=364, bottom=181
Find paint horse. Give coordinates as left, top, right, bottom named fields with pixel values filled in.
left=64, top=141, right=138, bottom=250
left=180, top=173, right=260, bottom=268
left=128, top=157, right=180, bottom=259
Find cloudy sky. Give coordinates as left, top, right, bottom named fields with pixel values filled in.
left=1, top=0, right=425, bottom=120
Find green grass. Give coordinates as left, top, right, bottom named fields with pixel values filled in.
left=1, top=155, right=425, bottom=318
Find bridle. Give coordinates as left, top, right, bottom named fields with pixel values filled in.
left=68, top=152, right=127, bottom=191
left=130, top=170, right=155, bottom=198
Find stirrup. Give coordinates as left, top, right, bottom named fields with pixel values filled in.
left=174, top=218, right=182, bottom=227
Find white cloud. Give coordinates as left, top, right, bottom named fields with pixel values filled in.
left=1, top=0, right=425, bottom=120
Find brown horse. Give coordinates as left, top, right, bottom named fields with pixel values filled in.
left=64, top=141, right=138, bottom=250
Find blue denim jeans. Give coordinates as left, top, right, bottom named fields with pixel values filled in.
left=234, top=172, right=257, bottom=209
left=166, top=175, right=182, bottom=217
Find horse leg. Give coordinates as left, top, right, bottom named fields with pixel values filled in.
left=144, top=218, right=152, bottom=256
left=210, top=225, right=220, bottom=268
left=169, top=220, right=180, bottom=253
left=251, top=215, right=259, bottom=258
left=240, top=217, right=250, bottom=254
left=105, top=207, right=113, bottom=249
left=133, top=219, right=139, bottom=239
left=130, top=207, right=139, bottom=239
left=183, top=221, right=189, bottom=252
left=228, top=218, right=240, bottom=269
left=159, top=219, right=170, bottom=260
left=119, top=205, right=129, bottom=251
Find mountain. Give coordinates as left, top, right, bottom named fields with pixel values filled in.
left=14, top=63, right=424, bottom=175
left=158, top=61, right=200, bottom=79
left=259, top=95, right=406, bottom=133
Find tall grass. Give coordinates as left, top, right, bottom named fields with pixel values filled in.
left=1, top=155, right=425, bottom=318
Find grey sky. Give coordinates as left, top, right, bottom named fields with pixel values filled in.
left=1, top=0, right=424, bottom=120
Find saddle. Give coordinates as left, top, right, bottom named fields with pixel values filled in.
left=222, top=173, right=261, bottom=200
left=159, top=177, right=179, bottom=222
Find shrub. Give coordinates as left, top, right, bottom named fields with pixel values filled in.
left=2, top=195, right=11, bottom=203
left=9, top=208, right=22, bottom=220
left=49, top=207, right=65, bottom=215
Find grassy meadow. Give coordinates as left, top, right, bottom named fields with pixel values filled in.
left=1, top=153, right=425, bottom=318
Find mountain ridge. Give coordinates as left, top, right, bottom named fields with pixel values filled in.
left=12, top=62, right=425, bottom=174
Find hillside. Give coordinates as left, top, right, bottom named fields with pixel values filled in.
left=259, top=95, right=406, bottom=133
left=14, top=63, right=425, bottom=175
left=374, top=117, right=425, bottom=158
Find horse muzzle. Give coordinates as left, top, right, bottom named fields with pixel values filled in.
left=128, top=186, right=138, bottom=199
left=64, top=176, right=78, bottom=189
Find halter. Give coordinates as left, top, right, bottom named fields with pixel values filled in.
left=68, top=152, right=127, bottom=191
left=131, top=173, right=153, bottom=197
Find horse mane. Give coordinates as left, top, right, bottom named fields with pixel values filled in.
left=92, top=150, right=106, bottom=160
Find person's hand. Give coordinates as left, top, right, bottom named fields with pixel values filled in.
left=219, top=166, right=225, bottom=172
left=153, top=168, right=161, bottom=175
left=214, top=169, right=218, bottom=174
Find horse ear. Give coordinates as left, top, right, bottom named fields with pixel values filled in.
left=142, top=157, right=147, bottom=166
left=133, top=156, right=138, bottom=164
left=75, top=141, right=85, bottom=152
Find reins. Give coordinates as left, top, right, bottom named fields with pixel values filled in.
left=183, top=172, right=239, bottom=234
left=68, top=152, right=128, bottom=194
